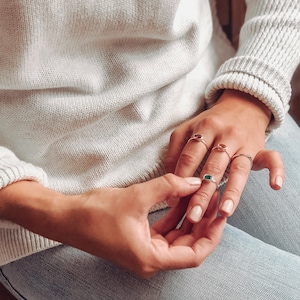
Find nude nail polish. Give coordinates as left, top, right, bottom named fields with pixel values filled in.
left=184, top=177, right=201, bottom=186
left=221, top=199, right=233, bottom=214
left=275, top=176, right=283, bottom=188
left=188, top=205, right=202, bottom=223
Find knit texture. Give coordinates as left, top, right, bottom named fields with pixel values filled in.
left=0, top=0, right=299, bottom=265
left=206, top=0, right=300, bottom=133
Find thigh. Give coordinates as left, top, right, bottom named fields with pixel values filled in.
left=1, top=213, right=300, bottom=300
left=226, top=114, right=300, bottom=255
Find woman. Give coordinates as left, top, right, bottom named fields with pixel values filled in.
left=0, top=0, right=300, bottom=298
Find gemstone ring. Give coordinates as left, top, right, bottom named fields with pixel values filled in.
left=202, top=174, right=218, bottom=189
left=188, top=134, right=209, bottom=151
left=211, top=143, right=231, bottom=161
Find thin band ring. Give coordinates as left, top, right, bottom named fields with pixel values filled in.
left=188, top=134, right=209, bottom=150
left=202, top=174, right=218, bottom=189
left=211, top=143, right=231, bottom=161
left=231, top=153, right=253, bottom=168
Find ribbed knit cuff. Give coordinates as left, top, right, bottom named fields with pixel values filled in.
left=205, top=56, right=291, bottom=134
left=0, top=147, right=48, bottom=189
left=0, top=227, right=60, bottom=266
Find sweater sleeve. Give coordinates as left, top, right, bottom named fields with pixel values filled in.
left=205, top=0, right=300, bottom=133
left=0, top=146, right=48, bottom=190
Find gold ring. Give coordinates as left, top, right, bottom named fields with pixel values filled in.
left=188, top=134, right=209, bottom=151
left=211, top=143, right=231, bottom=160
left=231, top=153, right=253, bottom=168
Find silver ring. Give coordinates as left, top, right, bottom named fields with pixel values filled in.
left=202, top=174, right=218, bottom=189
left=231, top=153, right=253, bottom=168
left=188, top=134, right=208, bottom=150
left=211, top=143, right=231, bottom=160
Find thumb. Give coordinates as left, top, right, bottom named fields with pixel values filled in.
left=253, top=150, right=285, bottom=190
left=133, top=173, right=201, bottom=211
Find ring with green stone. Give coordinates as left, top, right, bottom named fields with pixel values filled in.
left=202, top=174, right=218, bottom=189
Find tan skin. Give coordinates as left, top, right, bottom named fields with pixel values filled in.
left=163, top=89, right=284, bottom=226
left=0, top=90, right=284, bottom=278
left=0, top=175, right=226, bottom=278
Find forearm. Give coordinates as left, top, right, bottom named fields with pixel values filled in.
left=0, top=181, right=67, bottom=241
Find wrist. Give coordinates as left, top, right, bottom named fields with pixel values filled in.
left=219, top=89, right=272, bottom=129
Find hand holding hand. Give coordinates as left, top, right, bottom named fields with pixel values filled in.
left=61, top=174, right=225, bottom=278
left=0, top=175, right=225, bottom=278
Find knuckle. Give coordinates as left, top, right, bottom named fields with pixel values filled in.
left=178, top=152, right=199, bottom=167
left=230, top=162, right=250, bottom=175
left=162, top=173, right=177, bottom=188
left=194, top=189, right=211, bottom=201
left=201, top=115, right=223, bottom=130
left=226, top=124, right=244, bottom=139
left=225, top=186, right=241, bottom=199
left=205, top=160, right=223, bottom=174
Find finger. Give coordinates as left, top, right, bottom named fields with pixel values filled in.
left=157, top=216, right=226, bottom=270
left=185, top=145, right=233, bottom=223
left=218, top=155, right=252, bottom=217
left=253, top=150, right=285, bottom=190
left=164, top=127, right=191, bottom=173
left=131, top=174, right=201, bottom=212
left=152, top=196, right=190, bottom=236
left=173, top=134, right=210, bottom=178
left=168, top=191, right=220, bottom=245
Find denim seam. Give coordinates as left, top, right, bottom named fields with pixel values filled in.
left=0, top=267, right=26, bottom=300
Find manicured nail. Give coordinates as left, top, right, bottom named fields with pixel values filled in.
left=188, top=205, right=202, bottom=223
left=184, top=177, right=201, bottom=186
left=168, top=197, right=180, bottom=207
left=220, top=199, right=234, bottom=214
left=275, top=176, right=283, bottom=188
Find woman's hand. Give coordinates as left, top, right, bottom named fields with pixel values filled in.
left=62, top=174, right=225, bottom=278
left=164, top=89, right=284, bottom=223
left=0, top=174, right=226, bottom=278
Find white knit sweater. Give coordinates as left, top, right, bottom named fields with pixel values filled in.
left=0, top=0, right=299, bottom=266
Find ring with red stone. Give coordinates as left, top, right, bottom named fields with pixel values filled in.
left=188, top=134, right=208, bottom=150
left=202, top=174, right=218, bottom=189
left=211, top=143, right=231, bottom=161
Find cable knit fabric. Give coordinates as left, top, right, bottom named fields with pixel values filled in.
left=0, top=0, right=299, bottom=265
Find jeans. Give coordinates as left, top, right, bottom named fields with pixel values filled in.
left=1, top=114, right=300, bottom=300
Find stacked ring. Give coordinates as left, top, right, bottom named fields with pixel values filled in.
left=211, top=143, right=231, bottom=160
left=231, top=153, right=253, bottom=168
left=188, top=134, right=208, bottom=150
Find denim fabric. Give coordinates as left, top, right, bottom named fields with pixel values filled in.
left=1, top=114, right=300, bottom=300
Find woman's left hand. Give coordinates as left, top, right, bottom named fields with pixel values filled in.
left=164, top=89, right=284, bottom=224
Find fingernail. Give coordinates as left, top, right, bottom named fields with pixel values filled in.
left=275, top=176, right=283, bottom=188
left=220, top=200, right=234, bottom=214
left=188, top=205, right=202, bottom=223
left=184, top=177, right=201, bottom=186
left=168, top=197, right=180, bottom=207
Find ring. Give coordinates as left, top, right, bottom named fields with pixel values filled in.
left=202, top=174, right=218, bottom=189
left=188, top=134, right=208, bottom=150
left=231, top=153, right=253, bottom=168
left=211, top=143, right=231, bottom=160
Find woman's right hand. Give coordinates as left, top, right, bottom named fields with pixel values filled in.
left=0, top=174, right=226, bottom=278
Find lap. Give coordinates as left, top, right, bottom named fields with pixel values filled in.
left=1, top=220, right=300, bottom=300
